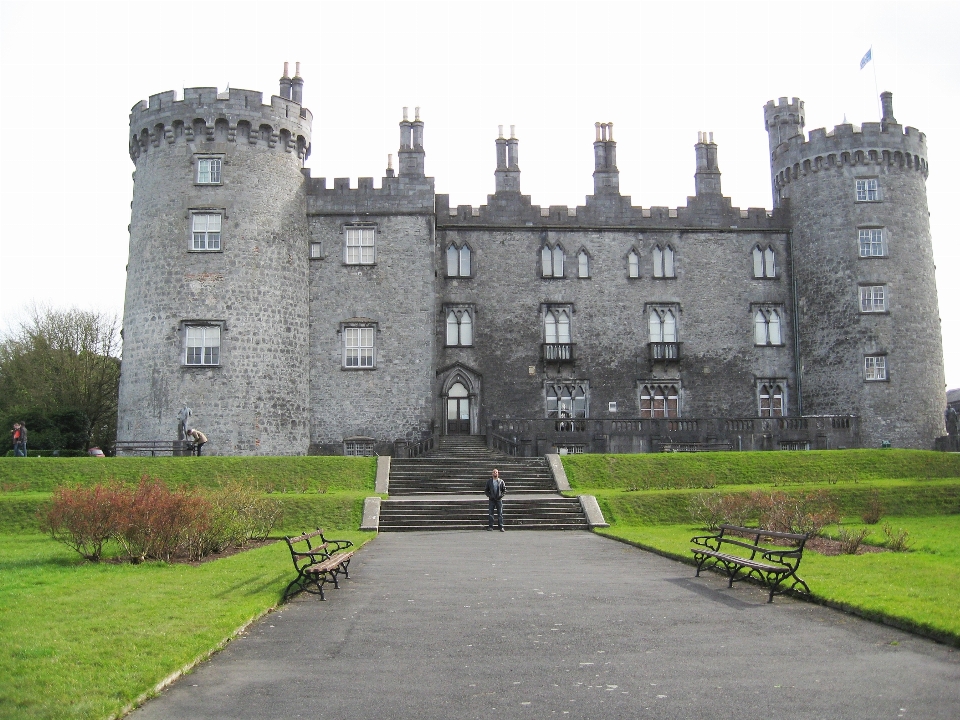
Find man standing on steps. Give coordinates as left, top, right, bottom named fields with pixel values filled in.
left=485, top=468, right=506, bottom=531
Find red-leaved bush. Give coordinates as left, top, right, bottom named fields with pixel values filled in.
left=40, top=475, right=281, bottom=563
left=689, top=489, right=838, bottom=537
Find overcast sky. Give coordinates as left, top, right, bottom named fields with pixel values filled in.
left=1, top=0, right=958, bottom=389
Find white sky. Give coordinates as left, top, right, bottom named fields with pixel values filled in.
left=1, top=0, right=958, bottom=388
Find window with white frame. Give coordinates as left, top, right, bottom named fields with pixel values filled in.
left=544, top=307, right=572, bottom=360
left=446, top=243, right=472, bottom=277
left=578, top=250, right=590, bottom=278
left=754, top=307, right=783, bottom=346
left=196, top=157, right=222, bottom=184
left=541, top=244, right=565, bottom=278
left=184, top=324, right=221, bottom=366
left=859, top=228, right=886, bottom=257
left=343, top=324, right=375, bottom=368
left=639, top=383, right=680, bottom=418
left=546, top=381, right=589, bottom=419
left=753, top=245, right=776, bottom=278
left=191, top=213, right=222, bottom=251
left=310, top=242, right=323, bottom=259
left=653, top=244, right=675, bottom=278
left=445, top=307, right=473, bottom=346
left=345, top=226, right=376, bottom=264
left=860, top=285, right=887, bottom=313
left=758, top=381, right=785, bottom=417
left=864, top=355, right=887, bottom=381
left=648, top=307, right=677, bottom=343
left=627, top=249, right=640, bottom=278
left=856, top=178, right=879, bottom=202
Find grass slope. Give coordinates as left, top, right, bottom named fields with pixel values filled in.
left=563, top=449, right=960, bottom=491
left=0, top=456, right=377, bottom=493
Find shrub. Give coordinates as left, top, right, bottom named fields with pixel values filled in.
left=689, top=492, right=752, bottom=530
left=883, top=523, right=912, bottom=552
left=752, top=489, right=838, bottom=536
left=193, top=482, right=283, bottom=557
left=115, top=477, right=211, bottom=562
left=40, top=484, right=125, bottom=561
left=837, top=525, right=870, bottom=554
left=690, top=489, right=838, bottom=537
left=862, top=490, right=884, bottom=524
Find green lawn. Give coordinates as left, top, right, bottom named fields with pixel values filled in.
left=0, top=530, right=374, bottom=720
left=597, top=515, right=960, bottom=645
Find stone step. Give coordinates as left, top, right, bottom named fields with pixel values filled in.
left=378, top=498, right=588, bottom=532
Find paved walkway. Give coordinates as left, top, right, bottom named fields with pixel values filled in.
left=132, top=531, right=960, bottom=720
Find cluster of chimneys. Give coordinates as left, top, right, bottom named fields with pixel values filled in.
left=279, top=62, right=304, bottom=104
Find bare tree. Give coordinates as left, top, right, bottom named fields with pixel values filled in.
left=0, top=305, right=121, bottom=452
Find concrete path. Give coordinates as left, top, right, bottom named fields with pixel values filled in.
left=132, top=531, right=960, bottom=720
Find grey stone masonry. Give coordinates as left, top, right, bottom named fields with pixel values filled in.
left=118, top=73, right=946, bottom=454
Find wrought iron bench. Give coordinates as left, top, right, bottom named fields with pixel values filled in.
left=690, top=524, right=810, bottom=603
left=283, top=529, right=355, bottom=600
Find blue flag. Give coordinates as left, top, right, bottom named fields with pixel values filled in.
left=860, top=48, right=872, bottom=70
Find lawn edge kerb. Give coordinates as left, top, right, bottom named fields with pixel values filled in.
left=593, top=528, right=960, bottom=649
left=112, top=604, right=276, bottom=720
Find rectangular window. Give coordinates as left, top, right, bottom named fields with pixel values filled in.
left=191, top=213, right=222, bottom=251
left=197, top=158, right=222, bottom=184
left=184, top=325, right=220, bottom=366
left=345, top=227, right=375, bottom=264
left=310, top=242, right=323, bottom=259
left=344, top=439, right=375, bottom=456
left=344, top=326, right=375, bottom=368
left=859, top=228, right=886, bottom=257
left=856, top=178, right=879, bottom=202
left=864, top=355, right=887, bottom=381
left=859, top=285, right=887, bottom=313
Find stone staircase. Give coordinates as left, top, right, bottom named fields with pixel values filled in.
left=378, top=436, right=589, bottom=531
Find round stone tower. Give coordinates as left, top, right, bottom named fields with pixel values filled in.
left=118, top=66, right=313, bottom=454
left=765, top=93, right=945, bottom=449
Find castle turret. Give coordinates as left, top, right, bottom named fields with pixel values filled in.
left=494, top=125, right=521, bottom=193
left=764, top=97, right=805, bottom=207
left=119, top=69, right=313, bottom=454
left=766, top=93, right=944, bottom=448
left=592, top=122, right=619, bottom=194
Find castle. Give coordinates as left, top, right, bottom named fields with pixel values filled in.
left=117, top=65, right=946, bottom=456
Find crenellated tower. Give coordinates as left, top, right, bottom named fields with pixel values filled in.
left=118, top=64, right=314, bottom=454
left=766, top=92, right=944, bottom=448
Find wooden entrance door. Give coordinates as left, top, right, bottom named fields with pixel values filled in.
left=446, top=382, right=471, bottom=434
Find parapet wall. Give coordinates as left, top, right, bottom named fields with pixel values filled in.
left=304, top=172, right=435, bottom=214
left=772, top=121, right=927, bottom=193
left=434, top=193, right=783, bottom=230
left=129, top=87, right=312, bottom=163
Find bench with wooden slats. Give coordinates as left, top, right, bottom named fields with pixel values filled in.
left=283, top=529, right=355, bottom=600
left=691, top=524, right=810, bottom=603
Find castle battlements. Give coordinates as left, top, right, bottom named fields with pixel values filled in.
left=434, top=193, right=779, bottom=230
left=304, top=172, right=435, bottom=215
left=767, top=92, right=927, bottom=194
left=129, top=86, right=312, bottom=163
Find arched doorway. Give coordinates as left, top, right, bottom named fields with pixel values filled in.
left=446, top=381, right=471, bottom=435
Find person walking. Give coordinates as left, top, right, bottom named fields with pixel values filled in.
left=187, top=428, right=208, bottom=456
left=11, top=422, right=27, bottom=457
left=485, top=468, right=506, bottom=531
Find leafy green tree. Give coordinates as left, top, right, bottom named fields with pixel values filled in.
left=0, top=306, right=120, bottom=452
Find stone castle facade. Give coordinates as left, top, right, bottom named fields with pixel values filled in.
left=117, top=66, right=946, bottom=455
